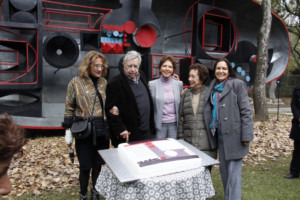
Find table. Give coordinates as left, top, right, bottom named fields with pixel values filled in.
left=95, top=164, right=215, bottom=200
left=97, top=140, right=219, bottom=183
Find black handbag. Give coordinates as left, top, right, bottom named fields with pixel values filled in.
left=71, top=119, right=92, bottom=139
left=71, top=93, right=97, bottom=140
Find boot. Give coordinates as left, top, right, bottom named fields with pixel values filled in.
left=80, top=193, right=87, bottom=200
left=91, top=189, right=99, bottom=200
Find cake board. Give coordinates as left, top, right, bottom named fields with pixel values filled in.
left=98, top=139, right=219, bottom=183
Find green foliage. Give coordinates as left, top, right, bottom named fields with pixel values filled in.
left=251, top=0, right=300, bottom=73
left=258, top=0, right=300, bottom=73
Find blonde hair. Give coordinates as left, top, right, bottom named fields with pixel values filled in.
left=78, top=51, right=108, bottom=79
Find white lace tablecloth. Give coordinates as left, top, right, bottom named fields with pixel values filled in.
left=95, top=164, right=215, bottom=200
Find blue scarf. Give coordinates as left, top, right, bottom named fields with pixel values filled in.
left=210, top=80, right=227, bottom=136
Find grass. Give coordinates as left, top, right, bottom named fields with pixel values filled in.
left=2, top=155, right=299, bottom=200
left=211, top=154, right=300, bottom=200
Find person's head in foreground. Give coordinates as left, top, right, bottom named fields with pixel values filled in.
left=0, top=113, right=27, bottom=195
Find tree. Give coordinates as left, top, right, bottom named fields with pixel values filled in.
left=268, top=0, right=299, bottom=99
left=253, top=0, right=272, bottom=121
left=271, top=0, right=300, bottom=72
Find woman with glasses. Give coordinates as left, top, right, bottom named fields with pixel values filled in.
left=62, top=51, right=110, bottom=200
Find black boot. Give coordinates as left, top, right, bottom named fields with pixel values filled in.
left=80, top=193, right=87, bottom=200
left=91, top=189, right=99, bottom=200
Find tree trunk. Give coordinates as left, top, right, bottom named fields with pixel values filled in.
left=269, top=81, right=276, bottom=99
left=253, top=0, right=272, bottom=121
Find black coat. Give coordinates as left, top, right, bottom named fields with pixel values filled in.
left=290, top=85, right=300, bottom=140
left=105, top=72, right=156, bottom=147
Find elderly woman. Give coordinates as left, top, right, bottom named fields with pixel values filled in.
left=149, top=55, right=183, bottom=139
left=204, top=58, right=253, bottom=200
left=62, top=51, right=110, bottom=200
left=177, top=63, right=217, bottom=160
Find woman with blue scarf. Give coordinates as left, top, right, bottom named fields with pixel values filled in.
left=204, top=58, right=254, bottom=200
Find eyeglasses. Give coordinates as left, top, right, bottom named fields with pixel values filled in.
left=92, top=65, right=104, bottom=69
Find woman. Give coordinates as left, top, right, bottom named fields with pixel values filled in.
left=62, top=51, right=110, bottom=200
left=204, top=58, right=253, bottom=200
left=148, top=55, right=183, bottom=139
left=177, top=63, right=216, bottom=160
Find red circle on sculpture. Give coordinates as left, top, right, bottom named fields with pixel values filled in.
left=124, top=21, right=136, bottom=34
left=119, top=25, right=125, bottom=32
left=135, top=25, right=157, bottom=48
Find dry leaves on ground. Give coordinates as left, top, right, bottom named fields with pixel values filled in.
left=8, top=137, right=80, bottom=197
left=244, top=115, right=293, bottom=164
left=6, top=115, right=293, bottom=196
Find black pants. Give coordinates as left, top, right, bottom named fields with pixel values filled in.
left=290, top=139, right=300, bottom=176
left=79, top=164, right=101, bottom=195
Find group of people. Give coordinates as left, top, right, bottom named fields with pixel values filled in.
left=61, top=50, right=254, bottom=200
left=0, top=50, right=298, bottom=199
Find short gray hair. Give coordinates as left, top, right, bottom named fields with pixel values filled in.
left=123, top=50, right=142, bottom=66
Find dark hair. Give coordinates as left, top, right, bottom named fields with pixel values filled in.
left=0, top=113, right=27, bottom=161
left=213, top=58, right=236, bottom=79
left=158, top=55, right=176, bottom=72
left=189, top=63, right=209, bottom=82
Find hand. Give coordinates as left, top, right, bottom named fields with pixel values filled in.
left=172, top=74, right=179, bottom=80
left=65, top=129, right=73, bottom=146
left=180, top=88, right=188, bottom=97
left=243, top=141, right=249, bottom=146
left=120, top=130, right=130, bottom=142
left=109, top=106, right=119, bottom=115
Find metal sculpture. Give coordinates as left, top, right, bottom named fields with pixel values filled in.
left=0, top=0, right=290, bottom=128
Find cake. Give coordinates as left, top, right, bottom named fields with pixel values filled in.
left=118, top=138, right=202, bottom=178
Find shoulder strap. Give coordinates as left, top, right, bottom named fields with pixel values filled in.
left=91, top=93, right=97, bottom=117
left=92, top=80, right=104, bottom=114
